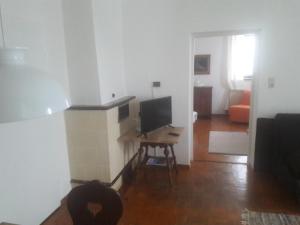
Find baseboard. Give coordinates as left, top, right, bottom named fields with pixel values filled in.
left=177, top=164, right=191, bottom=169
left=193, top=159, right=247, bottom=165
left=211, top=114, right=228, bottom=117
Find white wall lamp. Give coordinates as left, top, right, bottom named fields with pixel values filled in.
left=0, top=6, right=69, bottom=123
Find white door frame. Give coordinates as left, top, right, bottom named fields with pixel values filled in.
left=189, top=29, right=261, bottom=166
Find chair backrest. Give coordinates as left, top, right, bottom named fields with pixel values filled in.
left=67, top=181, right=123, bottom=225
left=240, top=90, right=251, bottom=105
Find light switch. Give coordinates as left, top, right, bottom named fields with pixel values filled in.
left=268, top=77, right=275, bottom=88
left=153, top=81, right=161, bottom=87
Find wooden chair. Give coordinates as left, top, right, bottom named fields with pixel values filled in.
left=229, top=90, right=251, bottom=123
left=67, top=181, right=123, bottom=225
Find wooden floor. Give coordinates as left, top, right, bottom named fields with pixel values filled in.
left=43, top=116, right=300, bottom=225
left=44, top=162, right=300, bottom=225
left=194, top=116, right=248, bottom=164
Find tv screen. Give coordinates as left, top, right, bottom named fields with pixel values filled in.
left=140, top=96, right=172, bottom=134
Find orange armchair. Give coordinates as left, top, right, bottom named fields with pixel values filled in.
left=229, top=90, right=251, bottom=123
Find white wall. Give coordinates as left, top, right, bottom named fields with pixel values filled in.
left=193, top=36, right=228, bottom=115
left=123, top=0, right=264, bottom=165
left=0, top=0, right=71, bottom=224
left=257, top=1, right=300, bottom=117
left=249, top=0, right=300, bottom=165
left=62, top=0, right=101, bottom=105
left=63, top=0, right=127, bottom=105
left=92, top=0, right=127, bottom=104
left=123, top=0, right=300, bottom=167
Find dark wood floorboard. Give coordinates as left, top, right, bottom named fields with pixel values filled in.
left=193, top=115, right=248, bottom=164
left=43, top=115, right=299, bottom=224
left=44, top=162, right=299, bottom=225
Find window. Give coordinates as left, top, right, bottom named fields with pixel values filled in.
left=230, top=34, right=256, bottom=81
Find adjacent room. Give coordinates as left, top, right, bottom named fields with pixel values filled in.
left=193, top=33, right=257, bottom=164
left=1, top=1, right=300, bottom=225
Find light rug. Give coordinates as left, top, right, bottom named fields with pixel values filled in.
left=208, top=131, right=249, bottom=155
left=241, top=209, right=300, bottom=225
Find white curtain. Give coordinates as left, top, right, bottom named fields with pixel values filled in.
left=227, top=34, right=256, bottom=90
left=224, top=34, right=256, bottom=110
left=220, top=36, right=232, bottom=111
left=227, top=36, right=235, bottom=90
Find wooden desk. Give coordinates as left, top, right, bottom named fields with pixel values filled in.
left=119, top=127, right=184, bottom=186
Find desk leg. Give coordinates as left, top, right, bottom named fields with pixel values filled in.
left=137, top=146, right=143, bottom=168
left=170, top=145, right=178, bottom=174
left=143, top=145, right=149, bottom=181
left=164, top=146, right=172, bottom=186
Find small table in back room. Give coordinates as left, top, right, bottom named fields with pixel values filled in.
left=119, top=127, right=184, bottom=186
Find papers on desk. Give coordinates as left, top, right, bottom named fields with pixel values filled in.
left=146, top=158, right=167, bottom=167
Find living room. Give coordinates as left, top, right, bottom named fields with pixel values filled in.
left=1, top=0, right=300, bottom=225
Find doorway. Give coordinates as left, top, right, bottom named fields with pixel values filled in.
left=191, top=31, right=259, bottom=164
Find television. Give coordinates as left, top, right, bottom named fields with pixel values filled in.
left=140, top=96, right=172, bottom=134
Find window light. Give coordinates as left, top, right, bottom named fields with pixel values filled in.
left=231, top=34, right=256, bottom=81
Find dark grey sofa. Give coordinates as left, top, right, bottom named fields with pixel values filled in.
left=255, top=113, right=300, bottom=202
